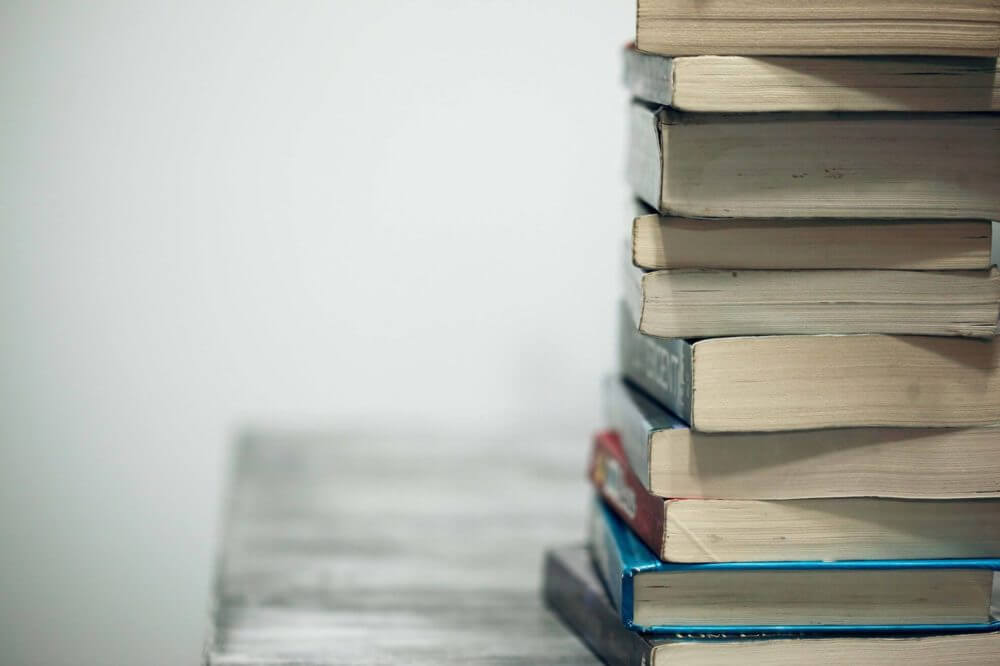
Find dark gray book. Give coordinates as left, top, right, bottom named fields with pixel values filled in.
left=602, top=375, right=1000, bottom=500
left=543, top=545, right=659, bottom=666
left=617, top=300, right=692, bottom=424
left=616, top=301, right=1000, bottom=432
left=626, top=101, right=1000, bottom=219
left=623, top=46, right=1000, bottom=112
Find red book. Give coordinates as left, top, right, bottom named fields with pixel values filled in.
left=589, top=429, right=1000, bottom=563
left=588, top=429, right=666, bottom=559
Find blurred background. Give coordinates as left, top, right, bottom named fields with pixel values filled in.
left=0, top=2, right=630, bottom=664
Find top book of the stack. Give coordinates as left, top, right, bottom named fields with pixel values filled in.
left=636, top=0, right=1000, bottom=56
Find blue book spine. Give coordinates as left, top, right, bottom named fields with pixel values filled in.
left=602, top=376, right=687, bottom=490
left=590, top=497, right=1000, bottom=635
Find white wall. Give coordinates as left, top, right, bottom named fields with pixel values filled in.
left=0, top=2, right=630, bottom=664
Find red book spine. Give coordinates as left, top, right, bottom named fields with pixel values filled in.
left=588, top=430, right=666, bottom=560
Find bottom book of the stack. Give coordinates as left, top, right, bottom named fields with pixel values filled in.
left=543, top=544, right=1000, bottom=666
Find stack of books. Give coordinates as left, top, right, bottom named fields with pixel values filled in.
left=544, top=2, right=1000, bottom=663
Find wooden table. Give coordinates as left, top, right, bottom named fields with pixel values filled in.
left=204, top=430, right=600, bottom=665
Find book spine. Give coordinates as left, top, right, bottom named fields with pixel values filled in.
left=542, top=550, right=653, bottom=666
left=587, top=498, right=629, bottom=623
left=618, top=301, right=694, bottom=423
left=626, top=102, right=664, bottom=212
left=623, top=47, right=673, bottom=107
left=992, top=221, right=998, bottom=268
left=603, top=377, right=652, bottom=488
left=590, top=431, right=667, bottom=560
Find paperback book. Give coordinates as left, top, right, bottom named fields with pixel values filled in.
left=624, top=260, right=1000, bottom=338
left=630, top=205, right=995, bottom=271
left=590, top=426, right=1000, bottom=562
left=617, top=302, right=1000, bottom=432
left=544, top=545, right=1000, bottom=666
left=589, top=498, right=1000, bottom=635
left=627, top=102, right=1000, bottom=219
left=623, top=46, right=1000, bottom=112
left=604, top=377, right=1000, bottom=500
left=634, top=0, right=1000, bottom=56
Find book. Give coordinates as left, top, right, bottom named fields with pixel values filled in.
left=589, top=498, right=1000, bottom=634
left=589, top=428, right=1000, bottom=563
left=543, top=544, right=1000, bottom=666
left=631, top=207, right=995, bottom=271
left=635, top=0, right=1000, bottom=57
left=624, top=261, right=1000, bottom=339
left=604, top=378, right=1000, bottom=500
left=627, top=102, right=1000, bottom=219
left=617, top=303, right=1000, bottom=432
left=623, top=47, right=1000, bottom=113
left=544, top=544, right=665, bottom=666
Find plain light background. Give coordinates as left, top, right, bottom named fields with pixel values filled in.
left=1, top=2, right=630, bottom=665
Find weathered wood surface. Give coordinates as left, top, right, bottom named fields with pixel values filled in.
left=204, top=430, right=599, bottom=665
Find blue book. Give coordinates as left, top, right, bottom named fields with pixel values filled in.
left=590, top=498, right=1000, bottom=635
left=545, top=544, right=1000, bottom=666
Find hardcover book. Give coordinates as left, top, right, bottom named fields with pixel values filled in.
left=589, top=498, right=1000, bottom=635
left=589, top=427, right=1000, bottom=562
left=635, top=0, right=1000, bottom=57
left=627, top=102, right=1000, bottom=219
left=617, top=302, right=1000, bottom=432
left=623, top=46, right=1000, bottom=112
left=543, top=545, right=1000, bottom=666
